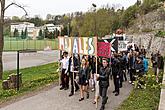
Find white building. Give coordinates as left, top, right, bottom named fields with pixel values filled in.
left=44, top=24, right=63, bottom=32
left=10, top=22, right=35, bottom=37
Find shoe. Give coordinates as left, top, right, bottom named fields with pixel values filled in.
left=115, top=93, right=119, bottom=96
left=86, top=92, right=89, bottom=99
left=119, top=84, right=123, bottom=88
left=64, top=87, right=69, bottom=90
left=92, top=101, right=96, bottom=104
left=60, top=87, right=64, bottom=90
left=91, top=88, right=95, bottom=92
left=129, top=81, right=132, bottom=84
left=69, top=93, right=73, bottom=97
left=79, top=97, right=84, bottom=101
left=112, top=90, right=116, bottom=93
left=100, top=105, right=105, bottom=110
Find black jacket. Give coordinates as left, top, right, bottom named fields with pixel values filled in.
left=111, top=57, right=120, bottom=76
left=68, top=56, right=79, bottom=73
left=98, top=66, right=110, bottom=88
left=79, top=67, right=89, bottom=80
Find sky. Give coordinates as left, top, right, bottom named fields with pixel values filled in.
left=5, top=0, right=137, bottom=19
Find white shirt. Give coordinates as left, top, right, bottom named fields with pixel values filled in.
left=60, top=57, right=69, bottom=72
left=70, top=61, right=74, bottom=72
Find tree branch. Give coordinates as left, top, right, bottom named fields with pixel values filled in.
left=4, top=2, right=28, bottom=16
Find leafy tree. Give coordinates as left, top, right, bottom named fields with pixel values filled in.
left=24, top=27, right=28, bottom=39
left=21, top=30, right=24, bottom=39
left=13, top=28, right=19, bottom=37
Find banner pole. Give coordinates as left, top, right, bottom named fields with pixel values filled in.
left=95, top=36, right=98, bottom=109
left=71, top=37, right=75, bottom=94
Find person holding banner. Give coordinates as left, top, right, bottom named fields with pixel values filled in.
left=96, top=58, right=110, bottom=110
left=59, top=52, right=69, bottom=90
left=78, top=58, right=90, bottom=101
left=68, top=54, right=80, bottom=97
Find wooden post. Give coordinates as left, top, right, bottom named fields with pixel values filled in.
left=71, top=37, right=75, bottom=93
left=59, top=50, right=62, bottom=86
left=95, top=36, right=98, bottom=109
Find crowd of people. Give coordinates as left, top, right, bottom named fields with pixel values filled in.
left=59, top=44, right=164, bottom=110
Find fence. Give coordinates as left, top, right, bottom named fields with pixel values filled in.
left=4, top=37, right=58, bottom=51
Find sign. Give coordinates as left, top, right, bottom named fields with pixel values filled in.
left=102, top=38, right=118, bottom=52
left=118, top=41, right=129, bottom=51
left=58, top=37, right=97, bottom=55
left=97, top=42, right=111, bottom=58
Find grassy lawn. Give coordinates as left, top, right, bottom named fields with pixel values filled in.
left=117, top=69, right=163, bottom=110
left=0, top=62, right=59, bottom=103
left=4, top=38, right=58, bottom=51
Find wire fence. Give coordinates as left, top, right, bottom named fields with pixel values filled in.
left=4, top=37, right=58, bottom=51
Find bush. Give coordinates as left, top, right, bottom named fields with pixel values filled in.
left=134, top=71, right=163, bottom=90
left=155, top=30, right=165, bottom=37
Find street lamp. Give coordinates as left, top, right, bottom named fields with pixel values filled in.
left=67, top=22, right=70, bottom=37
left=92, top=3, right=97, bottom=36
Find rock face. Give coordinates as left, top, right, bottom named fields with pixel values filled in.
left=126, top=7, right=165, bottom=56
left=127, top=33, right=165, bottom=56
left=128, top=8, right=165, bottom=34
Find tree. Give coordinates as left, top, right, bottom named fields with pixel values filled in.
left=141, top=0, right=160, bottom=14
left=121, top=5, right=139, bottom=28
left=0, top=0, right=27, bottom=79
left=46, top=14, right=52, bottom=20
left=29, top=17, right=43, bottom=27
left=21, top=30, right=24, bottom=39
left=12, top=16, right=20, bottom=22
left=24, top=27, right=27, bottom=39
left=13, top=28, right=19, bottom=37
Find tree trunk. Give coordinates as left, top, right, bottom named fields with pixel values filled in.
left=0, top=0, right=5, bottom=80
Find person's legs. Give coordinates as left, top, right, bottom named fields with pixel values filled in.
left=119, top=71, right=123, bottom=88
left=100, top=87, right=108, bottom=110
left=60, top=69, right=65, bottom=90
left=83, top=85, right=89, bottom=99
left=69, top=72, right=74, bottom=96
left=130, top=69, right=133, bottom=82
left=79, top=85, right=84, bottom=101
left=113, top=75, right=119, bottom=96
left=65, top=74, right=69, bottom=89
left=74, top=73, right=79, bottom=91
left=93, top=81, right=99, bottom=103
left=123, top=69, right=127, bottom=81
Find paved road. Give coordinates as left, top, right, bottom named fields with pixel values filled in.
left=0, top=80, right=132, bottom=110
left=3, top=50, right=58, bottom=71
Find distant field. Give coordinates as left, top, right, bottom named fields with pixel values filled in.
left=4, top=37, right=58, bottom=51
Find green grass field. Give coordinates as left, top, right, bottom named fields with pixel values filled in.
left=0, top=63, right=59, bottom=103
left=4, top=37, right=59, bottom=51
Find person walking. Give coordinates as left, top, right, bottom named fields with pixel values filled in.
left=60, top=52, right=69, bottom=90
left=78, top=58, right=90, bottom=101
left=96, top=58, right=110, bottom=110
left=68, top=54, right=80, bottom=97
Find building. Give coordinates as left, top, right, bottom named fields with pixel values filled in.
left=44, top=24, right=63, bottom=33
left=10, top=22, right=35, bottom=37
left=11, top=22, right=64, bottom=39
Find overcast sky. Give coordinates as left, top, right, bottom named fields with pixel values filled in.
left=5, top=0, right=137, bottom=19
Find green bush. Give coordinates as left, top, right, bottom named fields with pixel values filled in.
left=155, top=30, right=165, bottom=37
left=134, top=71, right=163, bottom=90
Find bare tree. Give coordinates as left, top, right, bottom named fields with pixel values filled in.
left=0, top=0, right=27, bottom=80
